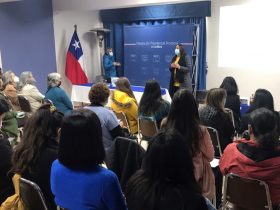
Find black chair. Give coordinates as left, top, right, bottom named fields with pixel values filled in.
left=19, top=177, right=48, bottom=210
left=207, top=126, right=222, bottom=158
left=18, top=95, right=32, bottom=113
left=223, top=173, right=273, bottom=210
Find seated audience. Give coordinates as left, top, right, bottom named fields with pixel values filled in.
left=138, top=80, right=170, bottom=127
left=111, top=77, right=138, bottom=134
left=18, top=71, right=44, bottom=113
left=51, top=110, right=127, bottom=210
left=126, top=129, right=214, bottom=210
left=11, top=104, right=64, bottom=210
left=0, top=99, right=14, bottom=204
left=45, top=73, right=73, bottom=115
left=2, top=70, right=20, bottom=111
left=219, top=76, right=240, bottom=129
left=220, top=108, right=280, bottom=207
left=199, top=88, right=235, bottom=152
left=162, top=89, right=215, bottom=200
left=239, top=89, right=280, bottom=135
left=0, top=92, right=18, bottom=140
left=85, top=83, right=124, bottom=150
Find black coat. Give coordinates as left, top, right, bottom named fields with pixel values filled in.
left=199, top=106, right=235, bottom=152
left=22, top=141, right=58, bottom=210
left=0, top=136, right=14, bottom=204
left=105, top=137, right=145, bottom=190
left=225, top=95, right=241, bottom=129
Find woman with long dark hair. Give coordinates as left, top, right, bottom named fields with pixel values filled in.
left=220, top=76, right=240, bottom=128
left=169, top=44, right=192, bottom=97
left=220, top=108, right=280, bottom=207
left=111, top=77, right=138, bottom=133
left=126, top=129, right=211, bottom=210
left=239, top=89, right=279, bottom=135
left=138, top=80, right=170, bottom=127
left=11, top=104, right=64, bottom=210
left=162, top=89, right=215, bottom=200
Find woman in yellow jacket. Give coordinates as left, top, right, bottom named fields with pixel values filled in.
left=111, top=77, right=138, bottom=134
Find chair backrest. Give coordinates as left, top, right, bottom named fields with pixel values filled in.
left=138, top=116, right=158, bottom=140
left=114, top=111, right=131, bottom=133
left=19, top=177, right=48, bottom=210
left=207, top=126, right=222, bottom=158
left=223, top=173, right=273, bottom=210
left=225, top=108, right=236, bottom=129
left=18, top=95, right=32, bottom=112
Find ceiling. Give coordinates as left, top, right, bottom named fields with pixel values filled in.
left=52, top=0, right=207, bottom=11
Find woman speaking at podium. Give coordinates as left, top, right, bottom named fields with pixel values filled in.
left=169, top=44, right=192, bottom=98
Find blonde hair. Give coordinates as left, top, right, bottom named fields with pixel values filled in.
left=206, top=88, right=227, bottom=111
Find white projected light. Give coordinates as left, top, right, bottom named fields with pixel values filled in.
left=218, top=0, right=280, bottom=71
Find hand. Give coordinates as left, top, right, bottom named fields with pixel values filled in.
left=114, top=62, right=121, bottom=66
left=174, top=63, right=180, bottom=69
left=170, top=63, right=176, bottom=68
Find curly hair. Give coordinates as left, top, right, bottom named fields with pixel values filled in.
left=88, top=83, right=110, bottom=105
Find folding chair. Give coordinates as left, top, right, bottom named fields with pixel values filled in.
left=222, top=173, right=273, bottom=210
left=138, top=116, right=158, bottom=144
left=17, top=95, right=32, bottom=113
left=19, top=177, right=48, bottom=210
left=114, top=111, right=131, bottom=133
left=207, top=126, right=222, bottom=158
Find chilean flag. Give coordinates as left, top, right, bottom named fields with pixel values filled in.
left=65, top=30, right=88, bottom=85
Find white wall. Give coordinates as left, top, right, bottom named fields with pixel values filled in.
left=207, top=0, right=280, bottom=110
left=52, top=9, right=103, bottom=95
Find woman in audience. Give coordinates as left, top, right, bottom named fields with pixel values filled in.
left=85, top=83, right=124, bottom=150
left=199, top=88, right=235, bottom=152
left=11, top=104, right=64, bottom=210
left=138, top=80, right=170, bottom=127
left=220, top=108, right=280, bottom=207
left=220, top=76, right=240, bottom=129
left=51, top=109, right=127, bottom=210
left=162, top=89, right=215, bottom=200
left=126, top=129, right=215, bottom=210
left=18, top=71, right=44, bottom=113
left=2, top=70, right=20, bottom=111
left=239, top=89, right=279, bottom=135
left=111, top=77, right=138, bottom=134
left=0, top=99, right=14, bottom=204
left=45, top=73, right=73, bottom=115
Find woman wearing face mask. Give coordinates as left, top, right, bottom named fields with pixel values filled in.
left=103, top=47, right=121, bottom=83
left=45, top=73, right=73, bottom=115
left=169, top=44, right=192, bottom=98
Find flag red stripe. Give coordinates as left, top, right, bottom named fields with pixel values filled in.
left=65, top=51, right=88, bottom=85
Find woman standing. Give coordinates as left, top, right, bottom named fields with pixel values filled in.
left=169, top=44, right=192, bottom=98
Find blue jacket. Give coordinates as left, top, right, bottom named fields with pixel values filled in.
left=103, top=53, right=116, bottom=79
left=51, top=160, right=127, bottom=210
left=45, top=87, right=73, bottom=115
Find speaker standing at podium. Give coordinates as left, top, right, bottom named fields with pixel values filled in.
left=103, top=47, right=121, bottom=83
left=169, top=44, right=192, bottom=98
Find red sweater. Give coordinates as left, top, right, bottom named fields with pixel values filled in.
left=219, top=140, right=280, bottom=205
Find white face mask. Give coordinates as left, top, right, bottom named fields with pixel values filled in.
left=109, top=52, right=113, bottom=56
left=14, top=76, right=19, bottom=83
left=175, top=49, right=180, bottom=56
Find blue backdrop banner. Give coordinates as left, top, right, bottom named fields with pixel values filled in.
left=124, top=24, right=194, bottom=88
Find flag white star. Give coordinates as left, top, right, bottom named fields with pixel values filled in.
left=72, top=40, right=80, bottom=50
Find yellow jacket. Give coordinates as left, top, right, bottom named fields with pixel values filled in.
left=111, top=90, right=138, bottom=134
